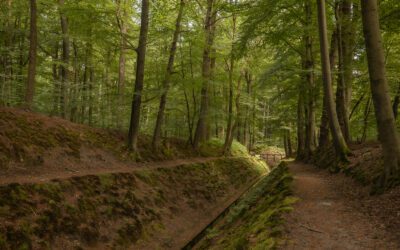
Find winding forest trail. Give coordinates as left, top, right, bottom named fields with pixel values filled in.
left=281, top=162, right=399, bottom=250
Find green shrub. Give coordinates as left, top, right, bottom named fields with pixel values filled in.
left=199, top=138, right=249, bottom=157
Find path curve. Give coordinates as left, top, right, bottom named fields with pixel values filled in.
left=281, top=162, right=398, bottom=250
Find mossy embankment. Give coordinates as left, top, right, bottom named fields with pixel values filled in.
left=193, top=161, right=296, bottom=250
left=0, top=157, right=268, bottom=249
left=312, top=143, right=400, bottom=191
left=0, top=107, right=197, bottom=172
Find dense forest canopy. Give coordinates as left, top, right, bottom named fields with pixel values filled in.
left=1, top=0, right=400, bottom=186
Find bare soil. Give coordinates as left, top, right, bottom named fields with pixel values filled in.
left=281, top=162, right=400, bottom=250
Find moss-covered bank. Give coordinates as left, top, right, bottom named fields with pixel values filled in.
left=0, top=157, right=267, bottom=249
left=194, top=161, right=295, bottom=250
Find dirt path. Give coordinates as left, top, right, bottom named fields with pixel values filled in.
left=281, top=162, right=398, bottom=250
left=0, top=157, right=218, bottom=185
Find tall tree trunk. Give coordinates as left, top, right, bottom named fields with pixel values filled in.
left=116, top=0, right=127, bottom=129
left=284, top=132, right=289, bottom=157
left=317, top=0, right=350, bottom=161
left=342, top=0, right=354, bottom=137
left=243, top=70, right=252, bottom=148
left=88, top=67, right=94, bottom=126
left=303, top=0, right=316, bottom=159
left=296, top=89, right=306, bottom=159
left=193, top=0, right=215, bottom=149
left=128, top=0, right=150, bottom=151
left=25, top=0, right=37, bottom=109
left=335, top=1, right=351, bottom=143
left=319, top=30, right=338, bottom=148
left=59, top=0, right=70, bottom=119
left=70, top=41, right=78, bottom=122
left=361, top=0, right=400, bottom=187
left=287, top=130, right=293, bottom=156
left=51, top=43, right=59, bottom=115
left=223, top=12, right=237, bottom=155
left=152, top=0, right=185, bottom=149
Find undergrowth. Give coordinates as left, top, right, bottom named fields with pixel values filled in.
left=0, top=157, right=267, bottom=249
left=199, top=138, right=249, bottom=157
left=196, top=161, right=296, bottom=249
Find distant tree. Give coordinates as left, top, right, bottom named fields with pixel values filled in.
left=128, top=0, right=150, bottom=151
left=25, top=0, right=38, bottom=109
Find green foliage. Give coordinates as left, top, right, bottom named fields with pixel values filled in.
left=199, top=138, right=249, bottom=157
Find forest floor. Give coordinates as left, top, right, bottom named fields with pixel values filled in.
left=0, top=157, right=218, bottom=185
left=281, top=162, right=400, bottom=249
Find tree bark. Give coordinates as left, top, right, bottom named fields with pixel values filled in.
left=193, top=0, right=215, bottom=149
left=128, top=0, right=150, bottom=151
left=25, top=0, right=37, bottom=109
left=361, top=96, right=371, bottom=143
left=361, top=0, right=400, bottom=187
left=223, top=12, right=237, bottom=155
left=392, top=82, right=400, bottom=120
left=59, top=0, right=70, bottom=119
left=152, top=0, right=185, bottom=150
left=335, top=0, right=351, bottom=143
left=296, top=89, right=306, bottom=159
left=319, top=29, right=338, bottom=148
left=116, top=0, right=127, bottom=129
left=303, top=0, right=316, bottom=159
left=287, top=130, right=293, bottom=156
left=317, top=0, right=350, bottom=161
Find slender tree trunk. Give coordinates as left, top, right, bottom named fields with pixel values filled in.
left=284, top=132, right=289, bottom=157
left=287, top=130, right=293, bottom=156
left=392, top=82, right=400, bottom=120
left=88, top=67, right=94, bottom=126
left=70, top=41, right=78, bottom=122
left=335, top=1, right=351, bottom=143
left=59, top=0, right=70, bottom=119
left=193, top=0, right=215, bottom=149
left=319, top=30, right=338, bottom=148
left=116, top=0, right=127, bottom=129
left=303, top=0, right=316, bottom=159
left=342, top=0, right=354, bottom=136
left=350, top=92, right=366, bottom=120
left=361, top=0, right=400, bottom=187
left=128, top=0, right=150, bottom=151
left=152, top=0, right=185, bottom=149
left=51, top=43, right=59, bottom=115
left=25, top=0, right=37, bottom=109
left=243, top=70, right=252, bottom=148
left=361, top=96, right=371, bottom=143
left=223, top=14, right=237, bottom=154
left=317, top=0, right=350, bottom=161
left=297, top=89, right=306, bottom=159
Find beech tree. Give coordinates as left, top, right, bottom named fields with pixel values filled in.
left=25, top=0, right=37, bottom=109
left=128, top=0, right=150, bottom=151
left=317, top=0, right=350, bottom=160
left=361, top=0, right=400, bottom=187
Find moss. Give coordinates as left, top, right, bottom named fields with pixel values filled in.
left=99, top=174, right=115, bottom=189
left=115, top=220, right=143, bottom=246
left=0, top=154, right=269, bottom=249
left=197, top=162, right=295, bottom=249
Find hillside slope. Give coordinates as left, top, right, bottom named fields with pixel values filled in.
left=0, top=108, right=197, bottom=182
left=0, top=108, right=271, bottom=249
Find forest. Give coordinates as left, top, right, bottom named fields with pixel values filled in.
left=1, top=0, right=400, bottom=249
